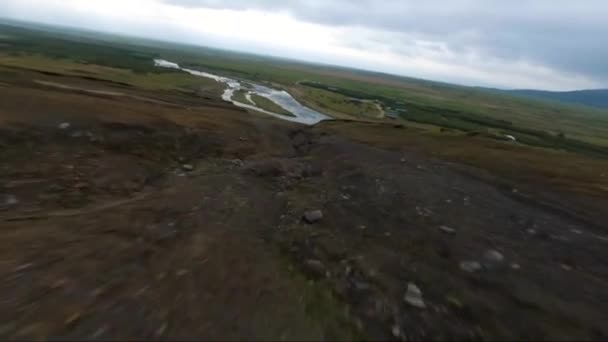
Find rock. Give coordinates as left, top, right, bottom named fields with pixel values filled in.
left=230, top=159, right=244, bottom=167
left=303, top=259, right=326, bottom=277
left=352, top=280, right=371, bottom=291
left=155, top=323, right=168, bottom=337
left=439, top=225, right=456, bottom=234
left=58, top=122, right=71, bottom=129
left=64, top=312, right=82, bottom=326
left=392, top=325, right=401, bottom=337
left=2, top=194, right=18, bottom=207
left=460, top=261, right=482, bottom=273
left=483, top=249, right=505, bottom=263
left=303, top=210, right=323, bottom=224
left=560, top=263, right=573, bottom=271
left=510, top=263, right=521, bottom=270
left=404, top=282, right=426, bottom=308
left=74, top=182, right=88, bottom=189
left=176, top=269, right=189, bottom=277
left=181, top=164, right=195, bottom=172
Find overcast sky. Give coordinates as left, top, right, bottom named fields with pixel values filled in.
left=3, top=0, right=607, bottom=90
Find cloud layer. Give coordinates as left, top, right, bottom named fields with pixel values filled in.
left=3, top=0, right=607, bottom=90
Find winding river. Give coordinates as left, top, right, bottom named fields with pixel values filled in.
left=154, top=59, right=329, bottom=125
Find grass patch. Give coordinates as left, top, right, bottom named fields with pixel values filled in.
left=0, top=54, right=223, bottom=94
left=295, top=85, right=382, bottom=119
left=232, top=89, right=253, bottom=105
left=250, top=94, right=295, bottom=117
left=2, top=21, right=608, bottom=157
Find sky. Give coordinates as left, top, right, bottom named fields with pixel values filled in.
left=2, top=0, right=607, bottom=90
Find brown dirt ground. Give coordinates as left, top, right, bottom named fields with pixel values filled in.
left=1, top=70, right=608, bottom=341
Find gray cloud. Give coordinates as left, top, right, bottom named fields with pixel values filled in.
left=163, top=0, right=608, bottom=87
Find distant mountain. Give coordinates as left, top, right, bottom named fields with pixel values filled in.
left=505, top=89, right=608, bottom=109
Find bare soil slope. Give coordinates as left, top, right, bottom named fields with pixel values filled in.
left=1, top=71, right=608, bottom=340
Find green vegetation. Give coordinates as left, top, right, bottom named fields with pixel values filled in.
left=250, top=94, right=294, bottom=117
left=232, top=89, right=253, bottom=105
left=294, top=85, right=382, bottom=119
left=1, top=21, right=607, bottom=158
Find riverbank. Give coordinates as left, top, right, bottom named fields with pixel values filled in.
left=154, top=59, right=328, bottom=125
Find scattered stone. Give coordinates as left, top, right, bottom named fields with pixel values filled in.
left=155, top=323, right=168, bottom=337
left=303, top=210, right=323, bottom=224
left=14, top=263, right=33, bottom=272
left=303, top=259, right=326, bottom=277
left=400, top=157, right=407, bottom=163
left=74, top=182, right=88, bottom=189
left=181, top=164, right=195, bottom=172
left=570, top=229, right=583, bottom=235
left=527, top=229, right=537, bottom=235
left=404, top=282, right=426, bottom=309
left=551, top=234, right=569, bottom=241
left=384, top=232, right=392, bottom=237
left=2, top=194, right=18, bottom=207
left=446, top=296, right=463, bottom=308
left=64, top=312, right=82, bottom=326
left=239, top=136, right=248, bottom=142
left=230, top=159, right=244, bottom=167
left=483, top=249, right=504, bottom=264
left=561, top=263, right=573, bottom=271
left=353, top=280, right=371, bottom=291
left=135, top=285, right=150, bottom=297
left=415, top=206, right=432, bottom=217
left=50, top=278, right=69, bottom=289
left=392, top=325, right=401, bottom=337
left=176, top=269, right=189, bottom=277
left=58, top=122, right=71, bottom=130
left=90, top=326, right=107, bottom=338
left=439, top=225, right=456, bottom=234
left=510, top=263, right=521, bottom=270
left=593, top=234, right=608, bottom=242
left=460, top=261, right=482, bottom=273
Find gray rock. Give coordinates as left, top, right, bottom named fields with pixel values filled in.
left=460, top=261, right=482, bottom=273
left=58, top=122, right=71, bottom=129
left=303, top=210, right=323, bottom=224
left=303, top=259, right=326, bottom=276
left=391, top=325, right=401, bottom=337
left=0, top=194, right=19, bottom=207
left=404, top=282, right=426, bottom=308
left=439, top=225, right=456, bottom=234
left=181, top=164, right=195, bottom=172
left=510, top=263, right=521, bottom=270
left=483, top=249, right=504, bottom=264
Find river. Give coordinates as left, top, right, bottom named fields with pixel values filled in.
left=154, top=59, right=329, bottom=125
